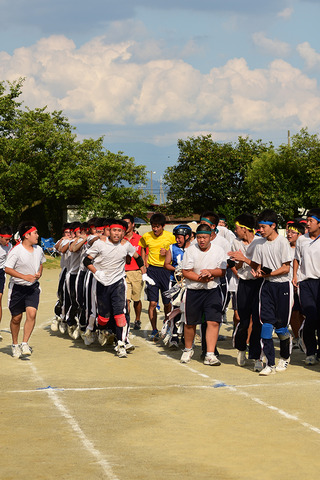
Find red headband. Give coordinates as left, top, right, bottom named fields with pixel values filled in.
left=0, top=234, right=12, bottom=239
left=24, top=226, right=37, bottom=236
left=73, top=227, right=80, bottom=233
left=110, top=224, right=126, bottom=231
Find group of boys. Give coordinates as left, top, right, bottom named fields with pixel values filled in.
left=2, top=207, right=319, bottom=376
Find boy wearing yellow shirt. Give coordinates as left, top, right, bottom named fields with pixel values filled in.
left=139, top=213, right=176, bottom=340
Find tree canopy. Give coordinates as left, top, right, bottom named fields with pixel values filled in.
left=163, top=134, right=272, bottom=219
left=0, top=79, right=152, bottom=237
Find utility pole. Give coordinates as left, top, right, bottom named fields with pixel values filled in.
left=159, top=176, right=165, bottom=205
left=149, top=171, right=156, bottom=197
left=288, top=130, right=291, bottom=147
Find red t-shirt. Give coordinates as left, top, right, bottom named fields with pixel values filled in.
left=125, top=232, right=142, bottom=271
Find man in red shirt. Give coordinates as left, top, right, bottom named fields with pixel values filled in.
left=122, top=215, right=143, bottom=330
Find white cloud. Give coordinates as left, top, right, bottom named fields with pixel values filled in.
left=297, top=41, right=320, bottom=68
left=252, top=32, right=291, bottom=57
left=1, top=35, right=320, bottom=141
left=277, top=7, right=294, bottom=19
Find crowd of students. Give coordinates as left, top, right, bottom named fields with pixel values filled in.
left=1, top=208, right=319, bottom=376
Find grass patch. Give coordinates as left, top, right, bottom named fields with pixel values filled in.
left=43, top=254, right=61, bottom=269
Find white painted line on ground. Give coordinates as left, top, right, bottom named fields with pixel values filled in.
left=133, top=330, right=320, bottom=437
left=28, top=363, right=120, bottom=480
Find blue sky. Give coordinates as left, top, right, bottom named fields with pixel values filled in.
left=1, top=0, right=320, bottom=192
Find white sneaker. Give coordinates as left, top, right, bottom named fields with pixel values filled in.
left=125, top=342, right=135, bottom=352
left=0, top=332, right=3, bottom=341
left=68, top=325, right=80, bottom=340
left=169, top=340, right=179, bottom=349
left=50, top=317, right=59, bottom=332
left=117, top=341, right=127, bottom=358
left=12, top=344, right=22, bottom=359
left=20, top=343, right=32, bottom=356
left=83, top=329, right=95, bottom=346
left=237, top=350, right=246, bottom=367
left=259, top=365, right=276, bottom=376
left=305, top=355, right=318, bottom=365
left=98, top=330, right=108, bottom=346
left=204, top=353, right=221, bottom=366
left=180, top=348, right=194, bottom=363
left=253, top=359, right=264, bottom=372
left=59, top=321, right=67, bottom=334
left=276, top=357, right=290, bottom=372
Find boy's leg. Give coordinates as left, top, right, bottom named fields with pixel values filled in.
left=23, top=306, right=37, bottom=343
left=10, top=313, right=23, bottom=344
left=206, top=321, right=220, bottom=352
left=260, top=282, right=276, bottom=367
left=0, top=293, right=2, bottom=339
left=148, top=301, right=158, bottom=330
left=300, top=279, right=319, bottom=357
left=184, top=324, right=196, bottom=348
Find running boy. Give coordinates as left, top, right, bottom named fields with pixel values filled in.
left=5, top=221, right=46, bottom=358
left=181, top=224, right=227, bottom=366
left=139, top=213, right=176, bottom=340
left=251, top=210, right=293, bottom=376
left=293, top=208, right=320, bottom=365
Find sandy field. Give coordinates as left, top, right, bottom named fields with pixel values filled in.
left=1, top=266, right=320, bottom=480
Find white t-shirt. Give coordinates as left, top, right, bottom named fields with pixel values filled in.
left=0, top=242, right=12, bottom=269
left=86, top=238, right=136, bottom=286
left=217, top=226, right=236, bottom=246
left=59, top=239, right=71, bottom=270
left=294, top=233, right=320, bottom=281
left=251, top=234, right=292, bottom=283
left=5, top=244, right=46, bottom=286
left=182, top=243, right=227, bottom=290
left=69, top=238, right=82, bottom=275
left=231, top=236, right=265, bottom=281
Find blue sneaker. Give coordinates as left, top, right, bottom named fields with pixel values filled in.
left=149, top=329, right=160, bottom=342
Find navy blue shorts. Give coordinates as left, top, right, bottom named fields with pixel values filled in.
left=259, top=280, right=292, bottom=328
left=292, top=290, right=302, bottom=312
left=0, top=269, right=5, bottom=294
left=96, top=278, right=127, bottom=321
left=185, top=288, right=222, bottom=325
left=146, top=265, right=171, bottom=305
left=9, top=282, right=40, bottom=316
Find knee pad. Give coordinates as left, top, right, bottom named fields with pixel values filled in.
left=98, top=314, right=110, bottom=326
left=275, top=327, right=290, bottom=341
left=261, top=323, right=274, bottom=339
left=114, top=314, right=127, bottom=327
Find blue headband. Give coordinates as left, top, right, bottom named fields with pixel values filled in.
left=259, top=221, right=274, bottom=226
left=310, top=215, right=320, bottom=222
left=200, top=217, right=213, bottom=225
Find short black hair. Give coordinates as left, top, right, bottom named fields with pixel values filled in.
left=258, top=209, right=278, bottom=229
left=196, top=223, right=212, bottom=234
left=200, top=210, right=219, bottom=228
left=122, top=214, right=135, bottom=224
left=0, top=225, right=13, bottom=236
left=150, top=213, right=166, bottom=226
left=110, top=219, right=128, bottom=231
left=287, top=221, right=305, bottom=236
left=18, top=220, right=38, bottom=239
left=307, top=208, right=320, bottom=221
left=234, top=213, right=256, bottom=232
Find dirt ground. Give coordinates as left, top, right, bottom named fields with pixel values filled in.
left=1, top=266, right=320, bottom=480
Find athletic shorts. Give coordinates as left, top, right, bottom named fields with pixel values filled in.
left=8, top=281, right=40, bottom=316
left=0, top=269, right=5, bottom=294
left=145, top=265, right=171, bottom=305
left=185, top=288, right=223, bottom=326
left=259, top=280, right=293, bottom=329
left=126, top=270, right=143, bottom=302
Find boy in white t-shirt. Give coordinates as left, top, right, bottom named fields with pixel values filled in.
left=0, top=225, right=13, bottom=340
left=84, top=219, right=152, bottom=358
left=181, top=224, right=227, bottom=366
left=251, top=210, right=293, bottom=376
left=293, top=208, right=320, bottom=365
left=5, top=221, right=46, bottom=358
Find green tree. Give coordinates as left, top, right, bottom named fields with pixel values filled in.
left=163, top=134, right=271, bottom=219
left=246, top=128, right=320, bottom=222
left=0, top=79, right=152, bottom=236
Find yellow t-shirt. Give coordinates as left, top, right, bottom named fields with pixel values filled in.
left=139, top=230, right=176, bottom=267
